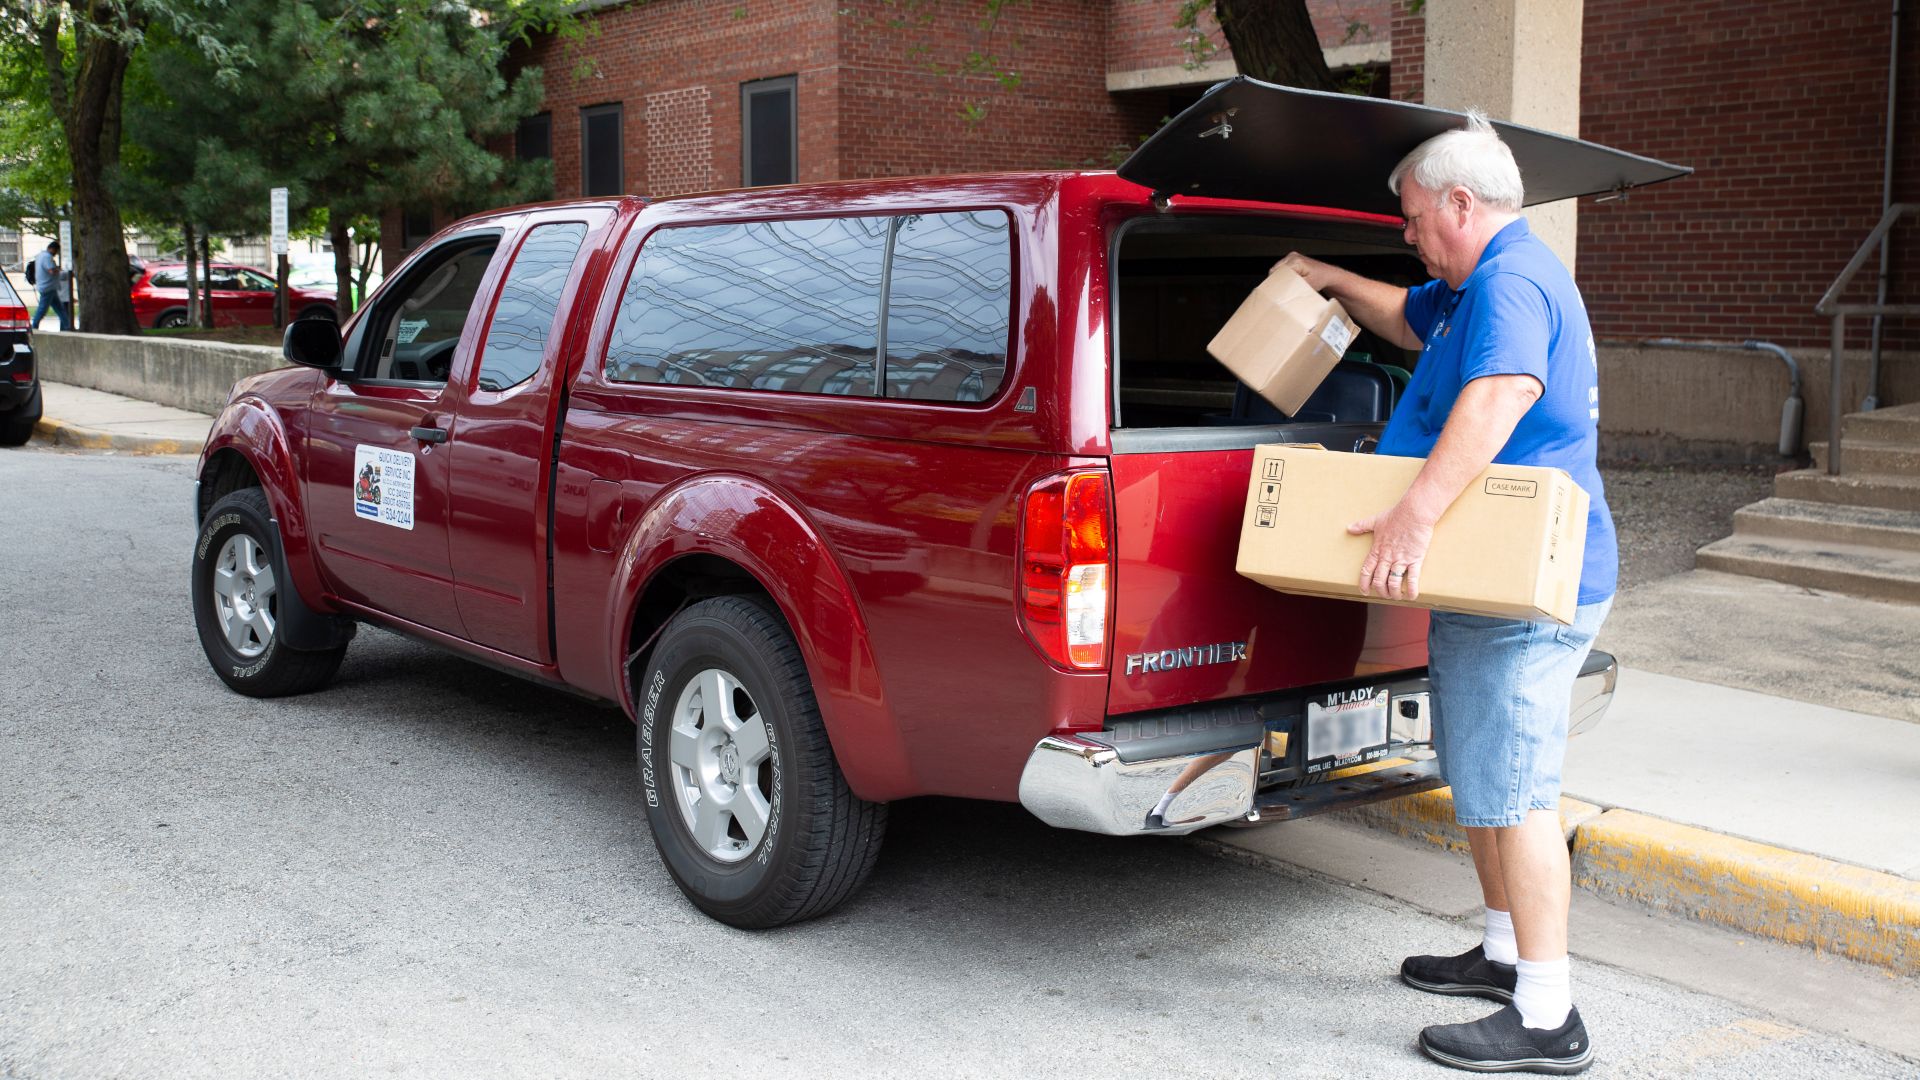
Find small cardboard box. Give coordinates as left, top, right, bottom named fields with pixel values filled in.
left=1236, top=445, right=1590, bottom=624
left=1206, top=265, right=1359, bottom=416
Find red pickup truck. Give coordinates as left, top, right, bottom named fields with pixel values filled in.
left=191, top=82, right=1678, bottom=928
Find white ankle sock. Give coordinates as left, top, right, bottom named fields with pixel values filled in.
left=1513, top=956, right=1572, bottom=1030
left=1481, top=908, right=1519, bottom=965
left=1152, top=791, right=1177, bottom=817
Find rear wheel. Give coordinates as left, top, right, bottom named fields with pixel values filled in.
left=636, top=596, right=886, bottom=928
left=191, top=488, right=348, bottom=697
left=155, top=309, right=190, bottom=329
left=0, top=383, right=40, bottom=446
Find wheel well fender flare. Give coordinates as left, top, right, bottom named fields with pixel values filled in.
left=608, top=474, right=913, bottom=801
left=198, top=398, right=348, bottom=648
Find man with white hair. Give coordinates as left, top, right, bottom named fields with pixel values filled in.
left=1281, top=112, right=1614, bottom=1074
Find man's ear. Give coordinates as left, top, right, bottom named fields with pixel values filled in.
left=1449, top=185, right=1476, bottom=218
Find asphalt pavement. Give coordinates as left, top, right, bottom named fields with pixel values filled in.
left=3, top=445, right=1917, bottom=1079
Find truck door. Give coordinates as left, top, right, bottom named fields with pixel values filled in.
left=304, top=229, right=504, bottom=636
left=442, top=209, right=615, bottom=661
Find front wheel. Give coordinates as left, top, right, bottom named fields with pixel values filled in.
left=191, top=488, right=348, bottom=697
left=637, top=596, right=886, bottom=928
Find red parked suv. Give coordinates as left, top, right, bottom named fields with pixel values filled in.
left=188, top=82, right=1679, bottom=927
left=133, top=261, right=337, bottom=329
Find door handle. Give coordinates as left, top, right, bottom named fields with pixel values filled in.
left=410, top=425, right=448, bottom=444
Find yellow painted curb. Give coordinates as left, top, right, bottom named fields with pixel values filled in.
left=34, top=417, right=201, bottom=455
left=1332, top=778, right=1604, bottom=851
left=1572, top=809, right=1920, bottom=973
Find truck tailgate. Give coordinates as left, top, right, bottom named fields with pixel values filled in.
left=1106, top=430, right=1429, bottom=717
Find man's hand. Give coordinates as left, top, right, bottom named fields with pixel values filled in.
left=1349, top=500, right=1437, bottom=601
left=1275, top=252, right=1342, bottom=293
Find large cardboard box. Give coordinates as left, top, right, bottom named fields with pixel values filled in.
left=1206, top=265, right=1358, bottom=416
left=1236, top=445, right=1590, bottom=624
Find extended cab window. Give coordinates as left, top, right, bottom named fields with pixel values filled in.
left=362, top=236, right=500, bottom=384
left=605, top=210, right=1012, bottom=404
left=476, top=222, right=589, bottom=392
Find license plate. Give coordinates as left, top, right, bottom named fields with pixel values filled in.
left=1306, top=687, right=1389, bottom=769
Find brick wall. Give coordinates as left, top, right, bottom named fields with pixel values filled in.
left=1576, top=0, right=1917, bottom=351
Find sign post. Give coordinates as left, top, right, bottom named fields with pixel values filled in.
left=270, top=187, right=290, bottom=329
left=57, top=219, right=73, bottom=330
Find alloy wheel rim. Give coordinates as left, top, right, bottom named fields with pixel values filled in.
left=211, top=533, right=276, bottom=659
left=667, top=667, right=774, bottom=864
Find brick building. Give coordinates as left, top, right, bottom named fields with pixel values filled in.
left=389, top=0, right=1915, bottom=359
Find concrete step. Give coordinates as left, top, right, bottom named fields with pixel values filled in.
left=1809, top=439, right=1920, bottom=477
left=1772, top=468, right=1920, bottom=513
left=1730, top=498, right=1920, bottom=554
left=1695, top=535, right=1920, bottom=605
left=1841, top=402, right=1920, bottom=444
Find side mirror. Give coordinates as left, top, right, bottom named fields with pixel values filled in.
left=283, top=317, right=342, bottom=371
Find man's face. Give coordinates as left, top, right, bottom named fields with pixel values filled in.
left=1399, top=180, right=1470, bottom=287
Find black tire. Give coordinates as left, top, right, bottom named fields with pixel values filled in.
left=637, top=596, right=887, bottom=929
left=155, top=309, right=190, bottom=329
left=297, top=305, right=337, bottom=323
left=191, top=488, right=348, bottom=697
left=0, top=383, right=40, bottom=446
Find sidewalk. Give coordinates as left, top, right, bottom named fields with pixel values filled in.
left=29, top=381, right=1920, bottom=972
left=34, top=381, right=213, bottom=454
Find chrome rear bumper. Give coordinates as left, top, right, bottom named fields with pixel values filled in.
left=1018, top=651, right=1617, bottom=838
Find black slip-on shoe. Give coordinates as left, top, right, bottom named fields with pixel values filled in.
left=1143, top=810, right=1168, bottom=830
left=1400, top=944, right=1517, bottom=1003
left=1418, top=1005, right=1593, bottom=1075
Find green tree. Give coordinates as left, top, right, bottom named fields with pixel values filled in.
left=0, top=0, right=243, bottom=332
left=123, top=0, right=553, bottom=319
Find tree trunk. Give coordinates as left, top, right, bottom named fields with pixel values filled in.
left=199, top=233, right=213, bottom=328
left=329, top=213, right=355, bottom=319
left=1214, top=0, right=1337, bottom=91
left=183, top=221, right=199, bottom=326
left=41, top=16, right=142, bottom=334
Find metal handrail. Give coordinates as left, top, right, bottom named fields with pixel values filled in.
left=1815, top=203, right=1916, bottom=474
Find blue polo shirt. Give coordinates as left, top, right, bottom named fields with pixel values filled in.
left=1376, top=218, right=1617, bottom=605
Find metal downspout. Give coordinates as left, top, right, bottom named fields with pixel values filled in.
left=1866, top=0, right=1901, bottom=410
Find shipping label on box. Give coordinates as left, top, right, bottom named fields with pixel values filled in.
left=1235, top=445, right=1590, bottom=624
left=1206, top=265, right=1358, bottom=417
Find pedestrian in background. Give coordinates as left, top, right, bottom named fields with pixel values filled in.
left=31, top=240, right=70, bottom=332
left=1281, top=112, right=1614, bottom=1075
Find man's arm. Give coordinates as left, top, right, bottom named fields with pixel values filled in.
left=1277, top=252, right=1422, bottom=351
left=1350, top=372, right=1544, bottom=600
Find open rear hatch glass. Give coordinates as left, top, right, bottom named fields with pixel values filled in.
left=1119, top=77, right=1691, bottom=214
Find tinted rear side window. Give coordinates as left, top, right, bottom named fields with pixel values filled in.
left=884, top=211, right=1010, bottom=402
left=149, top=270, right=187, bottom=288
left=477, top=222, right=589, bottom=391
left=605, top=216, right=886, bottom=395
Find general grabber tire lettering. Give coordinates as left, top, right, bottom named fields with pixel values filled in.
left=637, top=596, right=887, bottom=929
left=191, top=488, right=348, bottom=697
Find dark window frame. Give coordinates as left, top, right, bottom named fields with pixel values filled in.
left=581, top=103, right=624, bottom=197
left=740, top=76, right=798, bottom=187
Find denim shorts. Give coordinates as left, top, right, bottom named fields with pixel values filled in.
left=1425, top=598, right=1612, bottom=828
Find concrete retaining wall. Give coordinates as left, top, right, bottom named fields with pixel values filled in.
left=1598, top=344, right=1918, bottom=465
left=34, top=332, right=284, bottom=417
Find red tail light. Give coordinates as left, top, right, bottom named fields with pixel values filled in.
left=0, top=306, right=26, bottom=330
left=1019, top=470, right=1113, bottom=671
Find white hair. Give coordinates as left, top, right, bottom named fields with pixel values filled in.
left=1388, top=110, right=1525, bottom=213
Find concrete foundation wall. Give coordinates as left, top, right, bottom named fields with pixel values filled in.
left=1599, top=345, right=1920, bottom=465
left=35, top=333, right=283, bottom=416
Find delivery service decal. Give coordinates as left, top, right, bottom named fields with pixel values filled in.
left=353, top=445, right=416, bottom=530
